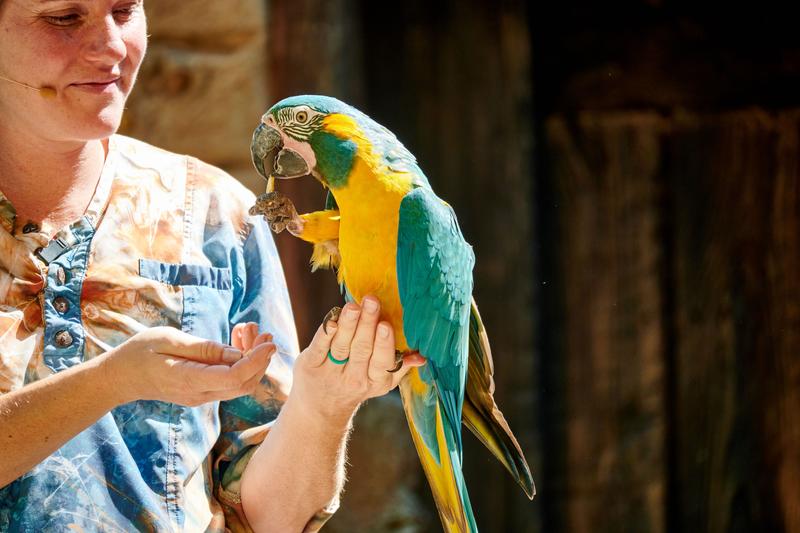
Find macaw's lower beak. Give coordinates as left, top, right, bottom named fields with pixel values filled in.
left=250, top=123, right=309, bottom=180
left=274, top=148, right=308, bottom=178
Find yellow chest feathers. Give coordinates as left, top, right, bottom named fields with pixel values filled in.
left=334, top=158, right=412, bottom=296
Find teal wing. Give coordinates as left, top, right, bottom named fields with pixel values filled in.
left=397, top=186, right=475, bottom=454
left=397, top=186, right=477, bottom=531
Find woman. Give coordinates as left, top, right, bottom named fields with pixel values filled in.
left=0, top=1, right=424, bottom=531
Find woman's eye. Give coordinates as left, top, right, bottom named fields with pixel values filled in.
left=44, top=13, right=81, bottom=27
left=113, top=7, right=136, bottom=21
left=113, top=1, right=142, bottom=22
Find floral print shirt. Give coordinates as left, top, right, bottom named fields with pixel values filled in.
left=0, top=135, right=335, bottom=532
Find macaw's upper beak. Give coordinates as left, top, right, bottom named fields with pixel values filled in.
left=251, top=123, right=310, bottom=180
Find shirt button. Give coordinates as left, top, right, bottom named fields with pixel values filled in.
left=56, top=267, right=67, bottom=285
left=22, top=222, right=40, bottom=234
left=55, top=330, right=73, bottom=347
left=84, top=303, right=99, bottom=320
left=53, top=297, right=69, bottom=314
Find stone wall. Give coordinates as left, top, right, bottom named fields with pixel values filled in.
left=121, top=0, right=269, bottom=194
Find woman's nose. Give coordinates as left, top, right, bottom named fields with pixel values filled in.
left=83, top=15, right=127, bottom=65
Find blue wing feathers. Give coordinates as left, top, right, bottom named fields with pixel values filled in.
left=397, top=187, right=475, bottom=459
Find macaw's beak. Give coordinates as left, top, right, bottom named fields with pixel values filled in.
left=251, top=123, right=309, bottom=180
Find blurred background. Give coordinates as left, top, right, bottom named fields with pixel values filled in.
left=121, top=1, right=799, bottom=531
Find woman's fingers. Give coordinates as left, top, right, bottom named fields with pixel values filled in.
left=231, top=323, right=246, bottom=351
left=175, top=342, right=274, bottom=392
left=120, top=325, right=280, bottom=406
left=366, top=321, right=397, bottom=384
left=344, top=297, right=381, bottom=375
left=328, top=303, right=361, bottom=364
left=232, top=323, right=273, bottom=357
left=231, top=342, right=274, bottom=378
left=222, top=342, right=274, bottom=397
left=287, top=297, right=436, bottom=420
left=242, top=322, right=258, bottom=351
left=149, top=327, right=242, bottom=364
left=232, top=324, right=272, bottom=352
left=253, top=332, right=273, bottom=347
left=305, top=316, right=339, bottom=366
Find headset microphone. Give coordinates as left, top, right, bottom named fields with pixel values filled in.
left=0, top=75, right=56, bottom=99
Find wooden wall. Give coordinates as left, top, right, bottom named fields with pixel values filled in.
left=533, top=4, right=800, bottom=532
left=131, top=1, right=800, bottom=531
left=541, top=111, right=800, bottom=533
left=267, top=1, right=800, bottom=531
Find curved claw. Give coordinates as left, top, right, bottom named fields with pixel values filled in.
left=387, top=351, right=405, bottom=373
left=323, top=306, right=342, bottom=334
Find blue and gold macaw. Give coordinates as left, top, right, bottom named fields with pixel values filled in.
left=249, top=95, right=534, bottom=532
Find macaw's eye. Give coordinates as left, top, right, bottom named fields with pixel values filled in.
left=295, top=110, right=309, bottom=123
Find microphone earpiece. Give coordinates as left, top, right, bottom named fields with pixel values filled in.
left=0, top=75, right=56, bottom=98
left=39, top=86, right=57, bottom=99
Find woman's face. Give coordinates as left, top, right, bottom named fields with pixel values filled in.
left=0, top=0, right=147, bottom=144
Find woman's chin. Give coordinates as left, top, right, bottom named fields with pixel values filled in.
left=52, top=95, right=127, bottom=140
left=66, top=111, right=124, bottom=141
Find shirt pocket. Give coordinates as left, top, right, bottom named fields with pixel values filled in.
left=138, top=259, right=233, bottom=343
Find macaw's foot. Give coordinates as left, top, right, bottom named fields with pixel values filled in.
left=249, top=191, right=304, bottom=235
left=323, top=306, right=342, bottom=334
left=387, top=350, right=418, bottom=373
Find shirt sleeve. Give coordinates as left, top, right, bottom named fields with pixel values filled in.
left=212, top=218, right=339, bottom=532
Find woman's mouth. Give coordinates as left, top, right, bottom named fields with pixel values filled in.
left=71, top=77, right=121, bottom=93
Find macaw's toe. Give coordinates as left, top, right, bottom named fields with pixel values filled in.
left=323, top=306, right=342, bottom=334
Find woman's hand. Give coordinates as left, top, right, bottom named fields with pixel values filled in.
left=290, top=296, right=426, bottom=424
left=239, top=297, right=426, bottom=531
left=100, top=326, right=276, bottom=407
left=231, top=321, right=273, bottom=354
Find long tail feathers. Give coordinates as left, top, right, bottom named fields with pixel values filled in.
left=400, top=370, right=478, bottom=533
left=463, top=299, right=535, bottom=499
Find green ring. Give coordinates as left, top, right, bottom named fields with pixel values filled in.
left=327, top=350, right=349, bottom=365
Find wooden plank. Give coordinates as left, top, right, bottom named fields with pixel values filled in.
left=544, top=113, right=667, bottom=533
left=771, top=113, right=800, bottom=532
left=669, top=110, right=800, bottom=532
left=543, top=109, right=800, bottom=533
